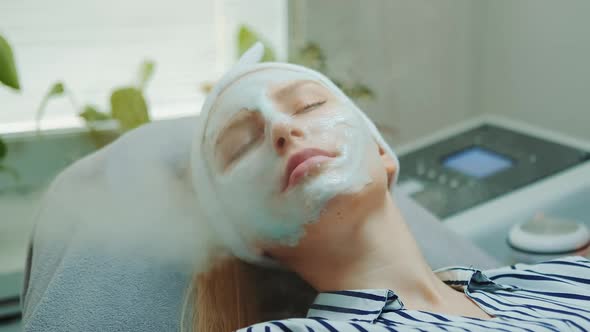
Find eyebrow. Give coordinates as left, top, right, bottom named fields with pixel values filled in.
left=270, top=79, right=323, bottom=100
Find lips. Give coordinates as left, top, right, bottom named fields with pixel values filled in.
left=283, top=148, right=336, bottom=191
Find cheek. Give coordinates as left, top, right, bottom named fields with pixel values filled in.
left=304, top=113, right=355, bottom=147
left=218, top=147, right=282, bottom=192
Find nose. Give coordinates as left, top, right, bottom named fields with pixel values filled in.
left=272, top=122, right=304, bottom=155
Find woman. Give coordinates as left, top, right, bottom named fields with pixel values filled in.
left=188, top=44, right=590, bottom=332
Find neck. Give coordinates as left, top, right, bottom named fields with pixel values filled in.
left=284, top=191, right=454, bottom=310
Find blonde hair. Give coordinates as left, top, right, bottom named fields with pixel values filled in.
left=185, top=257, right=317, bottom=332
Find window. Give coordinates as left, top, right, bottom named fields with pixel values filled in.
left=0, top=0, right=287, bottom=133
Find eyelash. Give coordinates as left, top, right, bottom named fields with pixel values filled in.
left=297, top=100, right=326, bottom=114
left=228, top=142, right=252, bottom=165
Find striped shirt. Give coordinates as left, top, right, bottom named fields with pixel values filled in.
left=238, top=256, right=590, bottom=332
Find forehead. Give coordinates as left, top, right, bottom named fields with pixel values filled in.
left=203, top=68, right=324, bottom=138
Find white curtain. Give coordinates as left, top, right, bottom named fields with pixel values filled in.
left=0, top=0, right=286, bottom=132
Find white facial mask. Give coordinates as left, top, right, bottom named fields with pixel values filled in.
left=191, top=43, right=400, bottom=265
left=202, top=69, right=375, bottom=248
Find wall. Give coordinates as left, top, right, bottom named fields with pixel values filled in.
left=290, top=0, right=481, bottom=147
left=479, top=0, right=590, bottom=141
left=292, top=0, right=590, bottom=146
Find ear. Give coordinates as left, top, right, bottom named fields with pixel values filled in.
left=378, top=144, right=397, bottom=187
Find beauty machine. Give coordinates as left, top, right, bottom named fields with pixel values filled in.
left=396, top=116, right=590, bottom=264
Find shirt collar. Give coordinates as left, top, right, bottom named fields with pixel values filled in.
left=435, top=266, right=516, bottom=292
left=307, top=267, right=510, bottom=322
left=306, top=289, right=401, bottom=323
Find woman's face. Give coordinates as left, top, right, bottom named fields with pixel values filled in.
left=202, top=68, right=390, bottom=246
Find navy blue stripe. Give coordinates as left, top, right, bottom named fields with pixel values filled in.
left=309, top=304, right=381, bottom=316
left=443, top=280, right=468, bottom=286
left=468, top=296, right=545, bottom=332
left=323, top=290, right=388, bottom=302
left=246, top=327, right=253, bottom=332
left=442, top=267, right=477, bottom=272
left=374, top=318, right=400, bottom=331
left=387, top=294, right=398, bottom=301
left=418, top=311, right=450, bottom=322
left=377, top=319, right=431, bottom=332
left=526, top=270, right=590, bottom=285
left=498, top=290, right=590, bottom=314
left=349, top=322, right=369, bottom=332
left=537, top=260, right=590, bottom=269
left=375, top=317, right=401, bottom=327
left=265, top=326, right=271, bottom=332
left=463, top=322, right=513, bottom=332
left=475, top=292, right=558, bottom=324
left=474, top=293, right=566, bottom=332
left=413, top=311, right=489, bottom=332
left=521, top=289, right=590, bottom=301
left=311, top=318, right=338, bottom=332
left=378, top=317, right=428, bottom=332
left=456, top=315, right=530, bottom=332
left=305, top=326, right=315, bottom=332
left=271, top=321, right=293, bottom=332
left=489, top=273, right=572, bottom=283
left=522, top=304, right=590, bottom=325
left=394, top=310, right=466, bottom=332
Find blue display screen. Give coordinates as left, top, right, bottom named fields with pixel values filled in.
left=443, top=147, right=513, bottom=178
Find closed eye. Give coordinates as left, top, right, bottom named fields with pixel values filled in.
left=226, top=136, right=262, bottom=166
left=216, top=110, right=265, bottom=171
left=296, top=100, right=326, bottom=114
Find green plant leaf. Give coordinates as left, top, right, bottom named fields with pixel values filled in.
left=0, top=137, right=6, bottom=160
left=348, top=83, right=375, bottom=100
left=110, top=87, right=150, bottom=131
left=292, top=42, right=326, bottom=72
left=0, top=34, right=20, bottom=90
left=237, top=25, right=276, bottom=61
left=333, top=80, right=375, bottom=101
left=79, top=105, right=111, bottom=122
left=87, top=128, right=120, bottom=149
left=36, top=81, right=67, bottom=132
left=48, top=82, right=65, bottom=97
left=138, top=60, right=155, bottom=90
